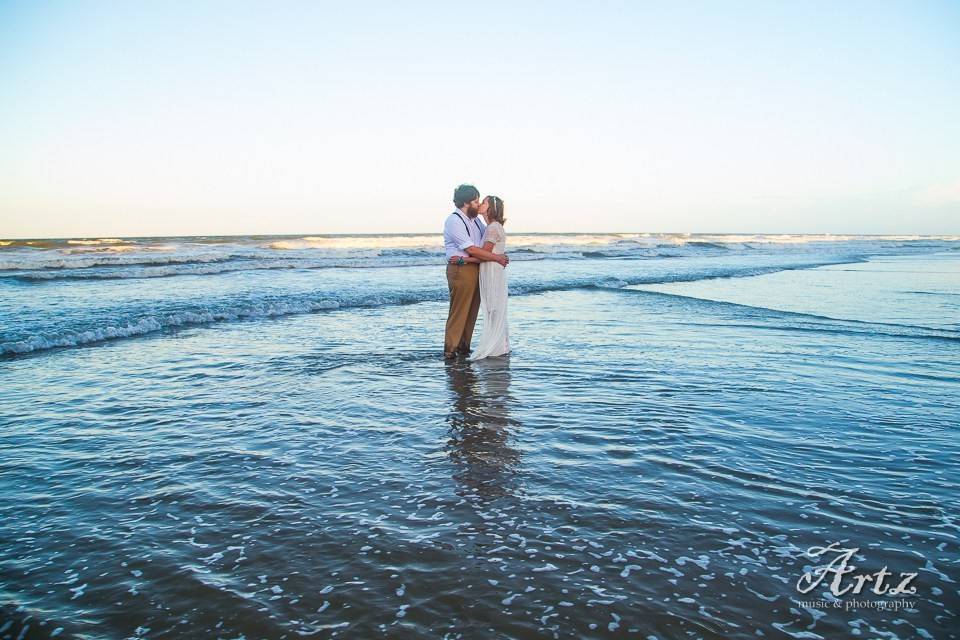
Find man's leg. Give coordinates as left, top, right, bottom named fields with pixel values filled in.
left=444, top=264, right=477, bottom=357
left=458, top=267, right=482, bottom=354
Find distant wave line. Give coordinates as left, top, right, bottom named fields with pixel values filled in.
left=5, top=235, right=955, bottom=276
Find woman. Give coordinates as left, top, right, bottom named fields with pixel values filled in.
left=449, top=196, right=510, bottom=360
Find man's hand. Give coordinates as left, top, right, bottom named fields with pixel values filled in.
left=497, top=255, right=508, bottom=267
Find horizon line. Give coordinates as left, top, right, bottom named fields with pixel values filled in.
left=3, top=231, right=959, bottom=242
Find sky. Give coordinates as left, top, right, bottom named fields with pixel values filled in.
left=1, top=0, right=958, bottom=238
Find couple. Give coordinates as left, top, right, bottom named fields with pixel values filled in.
left=443, top=184, right=510, bottom=361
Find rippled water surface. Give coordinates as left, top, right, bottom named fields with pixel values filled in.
left=1, top=234, right=958, bottom=639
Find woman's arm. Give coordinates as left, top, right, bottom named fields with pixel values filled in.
left=478, top=231, right=508, bottom=264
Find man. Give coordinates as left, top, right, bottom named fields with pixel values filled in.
left=443, top=184, right=509, bottom=359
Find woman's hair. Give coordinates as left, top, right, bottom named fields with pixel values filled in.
left=485, top=195, right=506, bottom=225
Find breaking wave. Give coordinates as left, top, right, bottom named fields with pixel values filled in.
left=1, top=260, right=854, bottom=356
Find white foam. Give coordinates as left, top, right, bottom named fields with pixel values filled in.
left=65, top=238, right=126, bottom=245
left=265, top=235, right=440, bottom=250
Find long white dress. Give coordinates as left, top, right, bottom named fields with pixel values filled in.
left=470, top=222, right=510, bottom=360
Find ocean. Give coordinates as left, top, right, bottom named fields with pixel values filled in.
left=0, top=233, right=958, bottom=638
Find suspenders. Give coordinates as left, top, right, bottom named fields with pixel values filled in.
left=456, top=213, right=482, bottom=237
left=449, top=213, right=482, bottom=264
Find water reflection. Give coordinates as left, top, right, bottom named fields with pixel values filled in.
left=445, top=358, right=521, bottom=502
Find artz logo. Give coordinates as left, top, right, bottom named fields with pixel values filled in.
left=796, top=542, right=918, bottom=597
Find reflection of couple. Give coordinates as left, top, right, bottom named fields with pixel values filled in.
left=442, top=184, right=510, bottom=361
left=445, top=358, right=519, bottom=501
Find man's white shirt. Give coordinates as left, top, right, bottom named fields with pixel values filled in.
left=443, top=207, right=486, bottom=261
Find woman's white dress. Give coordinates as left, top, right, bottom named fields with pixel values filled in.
left=470, top=222, right=510, bottom=360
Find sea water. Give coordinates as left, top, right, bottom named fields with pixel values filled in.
left=0, top=233, right=957, bottom=638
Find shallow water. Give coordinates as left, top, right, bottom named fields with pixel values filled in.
left=1, top=235, right=958, bottom=638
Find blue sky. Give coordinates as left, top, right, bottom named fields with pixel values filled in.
left=1, top=0, right=958, bottom=237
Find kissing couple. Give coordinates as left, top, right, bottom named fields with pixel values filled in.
left=443, top=184, right=510, bottom=361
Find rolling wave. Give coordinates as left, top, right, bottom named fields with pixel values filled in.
left=581, top=251, right=627, bottom=259
left=2, top=253, right=556, bottom=282
left=686, top=241, right=730, bottom=250
left=3, top=257, right=426, bottom=281
left=0, top=262, right=839, bottom=356
left=1, top=298, right=342, bottom=355
left=0, top=251, right=237, bottom=271
left=2, top=234, right=955, bottom=277
left=622, top=288, right=960, bottom=344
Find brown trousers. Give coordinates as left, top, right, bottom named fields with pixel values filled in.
left=444, top=263, right=481, bottom=356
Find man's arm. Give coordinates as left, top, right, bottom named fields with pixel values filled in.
left=448, top=245, right=510, bottom=265
left=465, top=245, right=508, bottom=266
